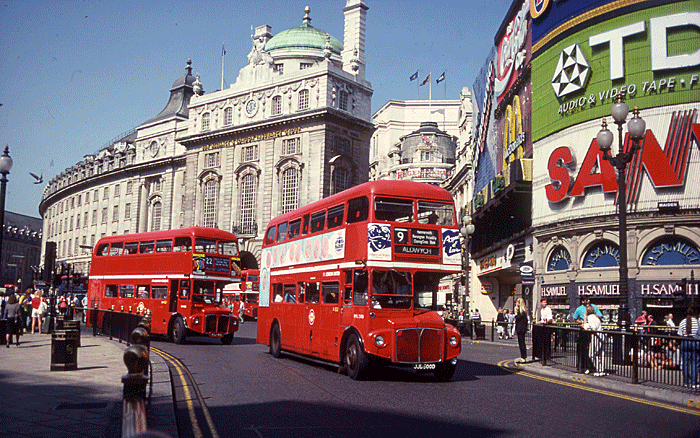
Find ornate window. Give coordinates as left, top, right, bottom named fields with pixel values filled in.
left=241, top=145, right=258, bottom=162
left=547, top=246, right=572, bottom=271
left=281, top=168, right=299, bottom=214
left=298, top=89, right=309, bottom=110
left=334, top=137, right=351, bottom=155
left=239, top=173, right=257, bottom=234
left=202, top=179, right=218, bottom=228
left=151, top=201, right=162, bottom=231
left=332, top=167, right=350, bottom=195
left=642, top=237, right=700, bottom=266
left=202, top=113, right=211, bottom=131
left=205, top=152, right=220, bottom=168
left=582, top=241, right=619, bottom=269
left=339, top=90, right=348, bottom=111
left=283, top=138, right=300, bottom=155
left=272, top=96, right=282, bottom=116
left=224, top=107, right=233, bottom=126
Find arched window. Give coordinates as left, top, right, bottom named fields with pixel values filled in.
left=332, top=167, right=350, bottom=195
left=151, top=201, right=162, bottom=231
left=642, top=237, right=700, bottom=266
left=582, top=241, right=619, bottom=269
left=298, top=89, right=309, bottom=110
left=224, top=107, right=233, bottom=126
left=281, top=168, right=299, bottom=214
left=272, top=96, right=282, bottom=116
left=239, top=174, right=257, bottom=234
left=202, top=113, right=211, bottom=131
left=547, top=246, right=572, bottom=271
left=202, top=179, right=218, bottom=228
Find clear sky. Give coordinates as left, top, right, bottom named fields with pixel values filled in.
left=0, top=0, right=513, bottom=218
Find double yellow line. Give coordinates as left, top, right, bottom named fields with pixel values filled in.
left=498, top=360, right=700, bottom=417
left=152, top=347, right=220, bottom=438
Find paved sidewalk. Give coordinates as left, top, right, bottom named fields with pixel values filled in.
left=0, top=325, right=177, bottom=438
left=466, top=338, right=700, bottom=412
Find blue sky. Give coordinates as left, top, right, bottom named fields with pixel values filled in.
left=0, top=0, right=513, bottom=218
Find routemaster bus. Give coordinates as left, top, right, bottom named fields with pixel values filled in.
left=257, top=181, right=463, bottom=380
left=222, top=269, right=259, bottom=320
left=87, top=227, right=241, bottom=344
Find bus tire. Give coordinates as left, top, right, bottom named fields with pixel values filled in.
left=433, top=361, right=456, bottom=382
left=221, top=334, right=234, bottom=345
left=171, top=317, right=186, bottom=344
left=345, top=333, right=368, bottom=380
left=270, top=323, right=282, bottom=358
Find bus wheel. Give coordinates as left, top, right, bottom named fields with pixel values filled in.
left=345, top=334, right=368, bottom=380
left=270, top=323, right=282, bottom=358
left=221, top=334, right=234, bottom=345
left=171, top=317, right=186, bottom=344
left=433, top=361, right=457, bottom=382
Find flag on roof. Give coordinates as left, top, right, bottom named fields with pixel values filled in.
left=436, top=71, right=445, bottom=84
left=420, top=74, right=431, bottom=86
left=409, top=71, right=418, bottom=81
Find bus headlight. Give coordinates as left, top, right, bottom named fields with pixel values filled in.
left=193, top=317, right=200, bottom=325
left=375, top=335, right=386, bottom=347
left=448, top=335, right=458, bottom=347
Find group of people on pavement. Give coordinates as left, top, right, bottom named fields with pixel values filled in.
left=1, top=287, right=48, bottom=347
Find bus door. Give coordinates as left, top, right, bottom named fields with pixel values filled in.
left=169, top=279, right=179, bottom=313
left=304, top=281, right=321, bottom=355
left=316, top=279, right=343, bottom=360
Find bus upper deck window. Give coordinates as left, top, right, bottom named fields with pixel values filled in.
left=156, top=239, right=172, bottom=252
left=327, top=204, right=345, bottom=229
left=276, top=222, right=288, bottom=242
left=417, top=201, right=455, bottom=226
left=264, top=226, right=276, bottom=245
left=140, top=241, right=155, bottom=253
left=374, top=197, right=413, bottom=222
left=96, top=243, right=109, bottom=256
left=124, top=242, right=138, bottom=254
left=288, top=219, right=301, bottom=240
left=195, top=239, right=216, bottom=253
left=109, top=242, right=124, bottom=256
left=173, top=237, right=192, bottom=252
left=302, top=214, right=310, bottom=235
left=347, top=196, right=369, bottom=224
left=218, top=241, right=238, bottom=255
left=310, top=211, right=325, bottom=233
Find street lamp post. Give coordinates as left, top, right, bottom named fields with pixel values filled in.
left=0, top=145, right=13, bottom=285
left=596, top=92, right=646, bottom=329
left=460, top=216, right=476, bottom=311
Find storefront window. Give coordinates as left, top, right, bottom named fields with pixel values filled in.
left=642, top=237, right=700, bottom=266
left=582, top=241, right=619, bottom=269
left=547, top=246, right=572, bottom=271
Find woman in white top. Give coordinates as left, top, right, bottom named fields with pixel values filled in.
left=583, top=305, right=605, bottom=376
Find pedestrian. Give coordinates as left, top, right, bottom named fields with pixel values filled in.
left=496, top=307, right=505, bottom=339
left=471, top=308, right=481, bottom=324
left=31, top=290, right=45, bottom=334
left=2, top=293, right=22, bottom=347
left=514, top=298, right=529, bottom=364
left=536, top=299, right=553, bottom=362
left=506, top=308, right=515, bottom=339
left=573, top=296, right=601, bottom=372
left=583, top=305, right=605, bottom=376
left=239, top=299, right=245, bottom=324
left=59, top=296, right=68, bottom=316
left=677, top=306, right=699, bottom=388
left=665, top=313, right=676, bottom=328
left=20, top=289, right=33, bottom=330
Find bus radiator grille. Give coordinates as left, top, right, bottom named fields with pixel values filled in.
left=205, top=315, right=217, bottom=332
left=395, top=328, right=443, bottom=363
left=217, top=315, right=230, bottom=333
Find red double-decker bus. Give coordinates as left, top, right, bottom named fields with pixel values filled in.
left=87, top=227, right=241, bottom=344
left=222, top=269, right=260, bottom=320
left=257, top=181, right=463, bottom=380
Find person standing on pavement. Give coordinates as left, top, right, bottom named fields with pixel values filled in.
left=496, top=307, right=506, bottom=340
left=677, top=306, right=699, bottom=388
left=30, top=290, right=44, bottom=334
left=536, top=298, right=554, bottom=362
left=2, top=293, right=22, bottom=347
left=514, top=298, right=529, bottom=364
left=573, top=296, right=601, bottom=372
left=582, top=305, right=605, bottom=376
left=506, top=308, right=515, bottom=339
left=665, top=313, right=676, bottom=328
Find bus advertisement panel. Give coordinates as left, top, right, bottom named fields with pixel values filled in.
left=257, top=181, right=462, bottom=380
left=87, top=227, right=241, bottom=344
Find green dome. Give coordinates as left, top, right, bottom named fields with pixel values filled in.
left=264, top=12, right=343, bottom=55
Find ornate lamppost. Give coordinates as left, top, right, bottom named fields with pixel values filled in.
left=460, top=216, right=476, bottom=311
left=0, top=145, right=13, bottom=284
left=596, top=92, right=646, bottom=329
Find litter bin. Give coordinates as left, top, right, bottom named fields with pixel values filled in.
left=51, top=330, right=79, bottom=371
left=475, top=323, right=486, bottom=340
left=62, top=319, right=81, bottom=347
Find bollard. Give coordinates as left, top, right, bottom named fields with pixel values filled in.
left=122, top=345, right=149, bottom=437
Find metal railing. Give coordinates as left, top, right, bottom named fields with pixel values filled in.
left=449, top=318, right=699, bottom=393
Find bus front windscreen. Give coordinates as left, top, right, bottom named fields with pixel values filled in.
left=370, top=270, right=412, bottom=309
left=193, top=280, right=233, bottom=304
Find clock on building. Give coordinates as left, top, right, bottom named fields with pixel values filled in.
left=246, top=99, right=258, bottom=117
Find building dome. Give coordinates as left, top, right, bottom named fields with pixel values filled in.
left=264, top=6, right=343, bottom=56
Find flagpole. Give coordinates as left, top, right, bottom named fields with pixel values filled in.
left=221, top=42, right=226, bottom=91
left=429, top=72, right=432, bottom=113
left=444, top=69, right=447, bottom=100
left=416, top=70, right=419, bottom=100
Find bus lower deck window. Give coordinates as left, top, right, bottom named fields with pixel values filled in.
left=151, top=286, right=167, bottom=299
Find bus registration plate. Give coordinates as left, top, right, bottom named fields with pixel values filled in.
left=413, top=363, right=436, bottom=370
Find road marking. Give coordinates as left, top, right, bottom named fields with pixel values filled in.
left=153, top=347, right=220, bottom=438
left=497, top=360, right=700, bottom=417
